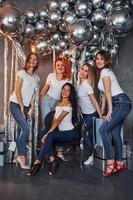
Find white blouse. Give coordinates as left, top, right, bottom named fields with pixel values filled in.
left=10, top=70, right=40, bottom=107
left=46, top=73, right=71, bottom=100
left=54, top=106, right=74, bottom=131
left=98, top=69, right=123, bottom=97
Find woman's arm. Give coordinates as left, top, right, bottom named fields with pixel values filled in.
left=100, top=93, right=106, bottom=115
left=15, top=76, right=24, bottom=116
left=41, top=111, right=69, bottom=143
left=39, top=83, right=50, bottom=100
left=27, top=95, right=35, bottom=118
left=89, top=93, right=102, bottom=118
left=102, top=76, right=112, bottom=121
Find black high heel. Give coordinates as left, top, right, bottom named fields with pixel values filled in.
left=27, top=162, right=42, bottom=176
left=48, top=160, right=59, bottom=176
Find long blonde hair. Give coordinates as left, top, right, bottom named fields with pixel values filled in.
left=80, top=63, right=95, bottom=88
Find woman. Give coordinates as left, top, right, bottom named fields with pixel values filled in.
left=27, top=83, right=78, bottom=176
left=40, top=57, right=72, bottom=160
left=9, top=53, right=40, bottom=169
left=40, top=57, right=72, bottom=127
left=95, top=50, right=132, bottom=177
left=77, top=63, right=102, bottom=166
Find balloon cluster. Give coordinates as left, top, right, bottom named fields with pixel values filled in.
left=0, top=0, right=133, bottom=63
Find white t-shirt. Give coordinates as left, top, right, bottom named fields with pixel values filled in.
left=98, top=69, right=123, bottom=97
left=46, top=73, right=71, bottom=100
left=77, top=79, right=96, bottom=114
left=10, top=70, right=40, bottom=107
left=54, top=106, right=74, bottom=131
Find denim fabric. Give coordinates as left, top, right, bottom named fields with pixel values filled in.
left=40, top=94, right=57, bottom=127
left=83, top=112, right=98, bottom=156
left=9, top=102, right=30, bottom=156
left=99, top=93, right=132, bottom=161
left=37, top=129, right=76, bottom=161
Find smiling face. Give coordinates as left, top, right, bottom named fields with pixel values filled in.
left=95, top=53, right=106, bottom=69
left=79, top=65, right=89, bottom=80
left=55, top=60, right=65, bottom=74
left=27, top=54, right=38, bottom=69
left=61, top=84, right=71, bottom=99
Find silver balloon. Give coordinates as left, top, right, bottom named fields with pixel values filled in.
left=91, top=0, right=104, bottom=9
left=63, top=11, right=77, bottom=26
left=35, top=37, right=52, bottom=56
left=111, top=0, right=125, bottom=7
left=131, top=0, right=133, bottom=6
left=59, top=0, right=70, bottom=13
left=38, top=7, right=48, bottom=21
left=35, top=20, right=47, bottom=35
left=86, top=58, right=95, bottom=67
left=91, top=8, right=106, bottom=27
left=59, top=22, right=67, bottom=32
left=59, top=39, right=68, bottom=50
left=86, top=50, right=93, bottom=60
left=47, top=22, right=57, bottom=32
left=24, top=9, right=38, bottom=24
left=51, top=32, right=62, bottom=43
left=68, top=19, right=93, bottom=46
left=109, top=46, right=119, bottom=57
left=92, top=25, right=101, bottom=33
left=67, top=0, right=77, bottom=3
left=75, top=0, right=92, bottom=17
left=24, top=23, right=35, bottom=38
left=47, top=0, right=58, bottom=10
left=107, top=7, right=132, bottom=36
left=48, top=10, right=61, bottom=25
left=91, top=32, right=102, bottom=44
left=0, top=4, right=22, bottom=34
left=104, top=1, right=113, bottom=13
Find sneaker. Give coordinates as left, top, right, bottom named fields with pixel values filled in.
left=84, top=155, right=93, bottom=166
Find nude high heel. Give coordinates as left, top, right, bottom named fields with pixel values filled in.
left=16, top=157, right=30, bottom=170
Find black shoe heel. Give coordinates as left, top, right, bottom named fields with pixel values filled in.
left=48, top=160, right=59, bottom=176
left=27, top=162, right=42, bottom=176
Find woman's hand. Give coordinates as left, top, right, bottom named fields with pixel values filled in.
left=20, top=105, right=25, bottom=118
left=41, top=134, right=48, bottom=143
left=27, top=108, right=34, bottom=118
left=104, top=111, right=112, bottom=121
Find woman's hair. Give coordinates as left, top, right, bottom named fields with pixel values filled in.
left=80, top=62, right=95, bottom=88
left=61, top=83, right=78, bottom=125
left=95, top=50, right=112, bottom=77
left=54, top=57, right=72, bottom=80
left=23, top=53, right=39, bottom=72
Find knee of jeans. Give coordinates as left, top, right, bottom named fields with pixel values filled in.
left=22, top=126, right=30, bottom=134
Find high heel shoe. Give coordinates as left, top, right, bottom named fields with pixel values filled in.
left=115, top=163, right=126, bottom=173
left=103, top=162, right=117, bottom=177
left=16, top=157, right=30, bottom=170
left=27, top=162, right=42, bottom=176
left=48, top=160, right=59, bottom=176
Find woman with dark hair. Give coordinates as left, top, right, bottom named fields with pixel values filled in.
left=9, top=53, right=40, bottom=169
left=27, top=83, right=78, bottom=176
left=77, top=63, right=102, bottom=166
left=95, top=50, right=132, bottom=177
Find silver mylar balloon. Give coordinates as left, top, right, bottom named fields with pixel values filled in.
left=86, top=50, right=93, bottom=60
left=35, top=38, right=52, bottom=56
left=107, top=7, right=132, bottom=37
left=67, top=0, right=77, bottom=3
left=24, top=23, right=35, bottom=38
left=109, top=47, right=119, bottom=57
left=92, top=25, right=101, bottom=33
left=51, top=32, right=62, bottom=43
left=111, top=0, right=125, bottom=7
left=59, top=22, right=67, bottom=32
left=91, top=32, right=101, bottom=44
left=48, top=10, right=61, bottom=25
left=47, top=22, right=57, bottom=32
left=63, top=11, right=77, bottom=26
left=104, top=1, right=113, bottom=13
left=86, top=58, right=95, bottom=67
left=59, top=0, right=70, bottom=13
left=0, top=4, right=22, bottom=34
left=91, top=0, right=104, bottom=9
left=24, top=9, right=38, bottom=24
left=68, top=19, right=93, bottom=46
left=38, top=7, right=48, bottom=21
left=47, top=0, right=58, bottom=10
left=89, top=45, right=97, bottom=52
left=75, top=0, right=92, bottom=17
left=131, top=0, right=133, bottom=6
left=35, top=20, right=47, bottom=35
left=59, top=39, right=68, bottom=50
left=91, top=8, right=106, bottom=27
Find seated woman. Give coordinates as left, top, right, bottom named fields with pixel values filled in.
left=27, top=83, right=78, bottom=176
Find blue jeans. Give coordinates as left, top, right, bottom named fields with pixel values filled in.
left=9, top=102, right=30, bottom=156
left=83, top=112, right=98, bottom=156
left=40, top=94, right=57, bottom=128
left=99, top=93, right=132, bottom=161
left=37, top=129, right=76, bottom=161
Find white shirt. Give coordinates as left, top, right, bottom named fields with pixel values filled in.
left=77, top=79, right=96, bottom=114
left=46, top=73, right=71, bottom=100
left=98, top=69, right=123, bottom=97
left=10, top=70, right=40, bottom=107
left=54, top=106, right=74, bottom=131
